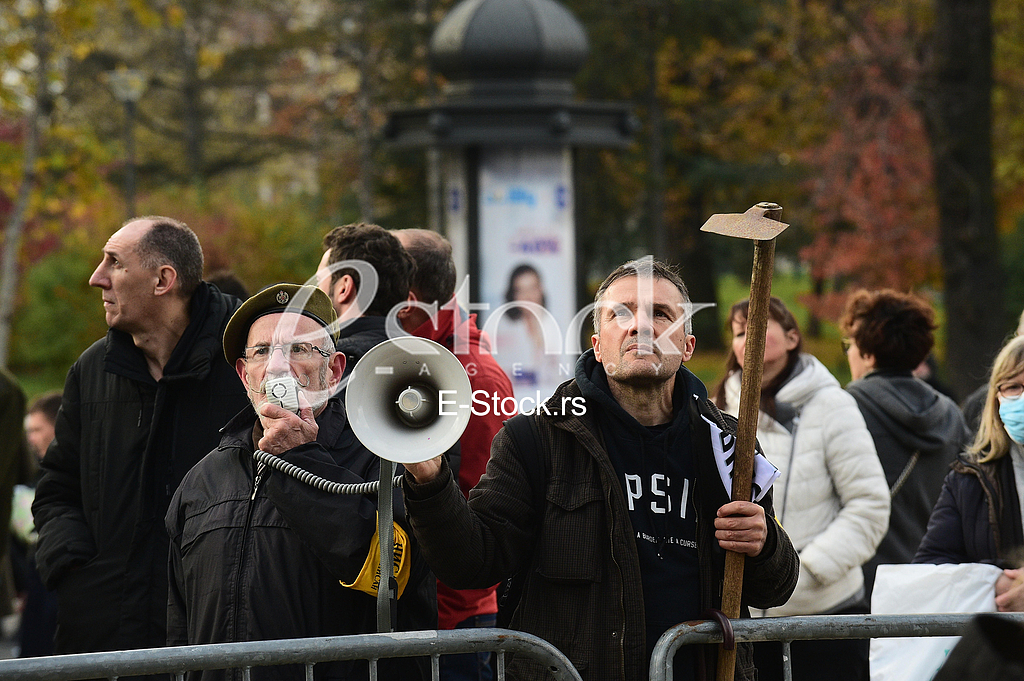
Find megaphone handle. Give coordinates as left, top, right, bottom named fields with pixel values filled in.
left=377, top=459, right=395, bottom=633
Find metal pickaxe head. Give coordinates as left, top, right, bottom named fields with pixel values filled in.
left=700, top=202, right=789, bottom=241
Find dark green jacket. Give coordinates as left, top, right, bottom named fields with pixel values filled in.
left=405, top=357, right=799, bottom=681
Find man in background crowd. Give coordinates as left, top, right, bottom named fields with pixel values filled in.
left=12, top=391, right=61, bottom=656
left=206, top=269, right=250, bottom=300
left=24, top=392, right=60, bottom=463
left=315, top=223, right=416, bottom=375
left=0, top=370, right=29, bottom=638
left=393, top=228, right=514, bottom=681
left=32, top=216, right=249, bottom=654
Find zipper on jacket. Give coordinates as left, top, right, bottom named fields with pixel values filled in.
left=609, top=501, right=627, bottom=680
left=251, top=461, right=266, bottom=500
left=230, top=456, right=261, bottom=663
left=593, top=444, right=629, bottom=680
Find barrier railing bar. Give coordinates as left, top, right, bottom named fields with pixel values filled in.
left=497, top=650, right=506, bottom=680
left=305, top=662, right=313, bottom=681
left=651, top=613, right=1024, bottom=681
left=431, top=653, right=440, bottom=681
left=0, top=628, right=581, bottom=681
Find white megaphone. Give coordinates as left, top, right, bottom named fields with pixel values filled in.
left=346, top=337, right=472, bottom=464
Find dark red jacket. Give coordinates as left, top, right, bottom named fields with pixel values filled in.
left=411, top=309, right=514, bottom=629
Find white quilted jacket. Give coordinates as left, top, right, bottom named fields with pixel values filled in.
left=723, top=354, right=890, bottom=616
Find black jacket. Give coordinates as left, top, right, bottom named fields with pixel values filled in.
left=32, top=283, right=249, bottom=653
left=335, top=316, right=392, bottom=377
left=846, top=371, right=969, bottom=591
left=404, top=352, right=799, bottom=681
left=166, top=397, right=436, bottom=681
left=914, top=453, right=1024, bottom=566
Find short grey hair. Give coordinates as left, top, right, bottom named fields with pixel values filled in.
left=592, top=258, right=692, bottom=334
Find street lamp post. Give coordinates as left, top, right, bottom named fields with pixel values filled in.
left=107, top=69, right=147, bottom=220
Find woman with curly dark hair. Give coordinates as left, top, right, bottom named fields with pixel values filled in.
left=840, top=289, right=969, bottom=597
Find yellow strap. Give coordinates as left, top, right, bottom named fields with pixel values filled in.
left=340, top=514, right=412, bottom=599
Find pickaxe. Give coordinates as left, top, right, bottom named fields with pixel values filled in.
left=700, top=202, right=788, bottom=681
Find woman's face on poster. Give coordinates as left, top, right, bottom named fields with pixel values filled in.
left=512, top=271, right=544, bottom=306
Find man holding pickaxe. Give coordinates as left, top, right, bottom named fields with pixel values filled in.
left=403, top=256, right=799, bottom=681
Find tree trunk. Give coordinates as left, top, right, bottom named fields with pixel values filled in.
left=0, top=1, right=48, bottom=369
left=921, top=0, right=1001, bottom=400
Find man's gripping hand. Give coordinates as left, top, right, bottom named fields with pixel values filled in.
left=404, top=456, right=444, bottom=484
left=257, top=392, right=318, bottom=455
left=714, top=501, right=767, bottom=557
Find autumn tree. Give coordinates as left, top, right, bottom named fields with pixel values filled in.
left=0, top=0, right=49, bottom=368
left=787, top=0, right=1007, bottom=397
left=0, top=0, right=118, bottom=370
left=795, top=6, right=940, bottom=322
left=568, top=0, right=808, bottom=347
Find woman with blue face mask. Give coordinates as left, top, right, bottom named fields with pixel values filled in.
left=915, top=334, right=1024, bottom=611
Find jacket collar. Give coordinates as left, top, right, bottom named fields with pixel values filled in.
left=103, top=282, right=222, bottom=385
left=335, top=316, right=393, bottom=362
left=572, top=348, right=706, bottom=429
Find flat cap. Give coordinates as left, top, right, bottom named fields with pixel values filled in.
left=223, top=284, right=338, bottom=364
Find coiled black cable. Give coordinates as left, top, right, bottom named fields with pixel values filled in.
left=253, top=449, right=403, bottom=495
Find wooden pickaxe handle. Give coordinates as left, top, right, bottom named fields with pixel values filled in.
left=715, top=203, right=782, bottom=681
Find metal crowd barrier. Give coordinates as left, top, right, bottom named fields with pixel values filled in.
left=650, top=612, right=1024, bottom=681
left=0, top=628, right=582, bottom=681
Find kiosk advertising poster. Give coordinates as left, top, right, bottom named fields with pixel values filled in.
left=478, top=147, right=576, bottom=404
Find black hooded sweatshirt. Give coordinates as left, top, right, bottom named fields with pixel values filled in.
left=576, top=353, right=704, bottom=676
left=846, top=370, right=970, bottom=593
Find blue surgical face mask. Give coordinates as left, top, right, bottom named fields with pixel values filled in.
left=998, top=395, right=1024, bottom=444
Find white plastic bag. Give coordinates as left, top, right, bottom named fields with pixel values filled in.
left=870, top=563, right=1002, bottom=681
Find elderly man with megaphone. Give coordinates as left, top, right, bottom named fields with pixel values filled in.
left=165, top=284, right=436, bottom=681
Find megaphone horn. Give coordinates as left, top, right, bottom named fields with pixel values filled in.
left=345, top=337, right=472, bottom=464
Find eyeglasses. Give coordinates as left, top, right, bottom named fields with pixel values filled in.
left=841, top=338, right=853, bottom=353
left=243, top=342, right=331, bottom=365
left=998, top=382, right=1024, bottom=399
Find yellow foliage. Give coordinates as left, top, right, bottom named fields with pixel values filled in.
left=127, top=0, right=163, bottom=29
left=70, top=201, right=89, bottom=221
left=72, top=42, right=94, bottom=61
left=165, top=4, right=185, bottom=28
left=199, top=48, right=225, bottom=74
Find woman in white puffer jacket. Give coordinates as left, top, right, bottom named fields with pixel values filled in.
left=712, top=297, right=889, bottom=681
